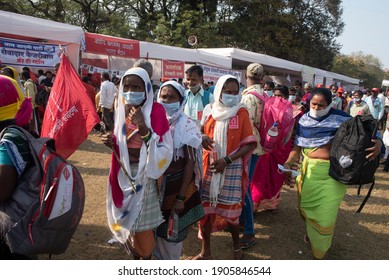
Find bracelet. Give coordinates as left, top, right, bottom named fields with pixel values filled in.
left=223, top=156, right=233, bottom=165
left=176, top=194, right=185, bottom=201
left=140, top=130, right=151, bottom=142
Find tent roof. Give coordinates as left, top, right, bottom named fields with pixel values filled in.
left=200, top=47, right=360, bottom=85
left=314, top=68, right=360, bottom=85
left=140, top=42, right=232, bottom=69
left=0, top=10, right=84, bottom=44
left=199, top=47, right=303, bottom=75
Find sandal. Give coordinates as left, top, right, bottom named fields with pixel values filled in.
left=239, top=235, right=257, bottom=250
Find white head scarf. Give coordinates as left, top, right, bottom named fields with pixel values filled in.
left=157, top=80, right=202, bottom=160
left=108, top=67, right=164, bottom=244
left=209, top=75, right=245, bottom=205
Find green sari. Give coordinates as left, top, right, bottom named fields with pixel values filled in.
left=296, top=148, right=347, bottom=259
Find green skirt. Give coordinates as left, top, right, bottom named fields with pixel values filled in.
left=296, top=149, right=347, bottom=259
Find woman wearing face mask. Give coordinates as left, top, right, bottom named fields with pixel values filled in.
left=283, top=88, right=382, bottom=259
left=153, top=81, right=204, bottom=260
left=102, top=67, right=173, bottom=260
left=263, top=81, right=275, bottom=97
left=190, top=75, right=256, bottom=260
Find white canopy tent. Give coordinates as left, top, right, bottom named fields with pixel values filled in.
left=199, top=47, right=303, bottom=76
left=141, top=42, right=232, bottom=69
left=200, top=47, right=360, bottom=88
left=0, top=10, right=84, bottom=68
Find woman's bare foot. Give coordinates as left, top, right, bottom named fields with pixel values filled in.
left=187, top=253, right=212, bottom=260
left=234, top=248, right=244, bottom=260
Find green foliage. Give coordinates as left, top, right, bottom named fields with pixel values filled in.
left=332, top=52, right=384, bottom=89
left=3, top=0, right=374, bottom=74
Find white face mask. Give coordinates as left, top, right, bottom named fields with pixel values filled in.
left=221, top=93, right=241, bottom=107
left=161, top=101, right=180, bottom=116
left=288, top=95, right=296, bottom=102
left=189, top=84, right=201, bottom=94
left=122, top=91, right=145, bottom=105
left=353, top=98, right=361, bottom=103
left=309, top=105, right=331, bottom=118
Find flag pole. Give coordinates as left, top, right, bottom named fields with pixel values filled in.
left=58, top=45, right=78, bottom=74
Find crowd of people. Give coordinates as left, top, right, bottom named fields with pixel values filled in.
left=0, top=60, right=386, bottom=260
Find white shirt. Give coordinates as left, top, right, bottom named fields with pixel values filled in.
left=99, top=80, right=118, bottom=109
left=38, top=75, right=46, bottom=85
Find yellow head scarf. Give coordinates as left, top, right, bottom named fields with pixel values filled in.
left=0, top=74, right=26, bottom=121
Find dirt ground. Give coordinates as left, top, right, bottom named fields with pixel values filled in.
left=41, top=132, right=389, bottom=260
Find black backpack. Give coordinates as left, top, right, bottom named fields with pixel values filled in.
left=0, top=126, right=85, bottom=256
left=329, top=115, right=379, bottom=213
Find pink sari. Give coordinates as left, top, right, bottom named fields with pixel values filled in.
left=250, top=138, right=292, bottom=210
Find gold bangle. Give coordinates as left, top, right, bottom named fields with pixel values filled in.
left=140, top=130, right=151, bottom=139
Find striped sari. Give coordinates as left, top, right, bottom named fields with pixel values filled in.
left=200, top=108, right=256, bottom=232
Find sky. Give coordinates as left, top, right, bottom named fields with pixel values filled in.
left=337, top=0, right=388, bottom=69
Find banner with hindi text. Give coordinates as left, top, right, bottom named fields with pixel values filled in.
left=0, top=37, right=62, bottom=67
left=198, top=64, right=242, bottom=83
left=162, top=60, right=185, bottom=79
left=84, top=32, right=140, bottom=58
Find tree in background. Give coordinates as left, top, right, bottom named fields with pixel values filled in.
left=332, top=52, right=384, bottom=89
left=3, top=0, right=382, bottom=77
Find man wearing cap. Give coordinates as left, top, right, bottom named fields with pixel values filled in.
left=238, top=63, right=266, bottom=250
left=365, top=88, right=384, bottom=122
left=337, top=87, right=348, bottom=111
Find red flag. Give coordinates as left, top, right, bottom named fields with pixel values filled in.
left=41, top=54, right=100, bottom=159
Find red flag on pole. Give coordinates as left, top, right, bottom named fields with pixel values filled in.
left=40, top=54, right=100, bottom=159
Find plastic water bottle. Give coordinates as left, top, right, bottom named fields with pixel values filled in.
left=268, top=122, right=279, bottom=137
left=167, top=212, right=179, bottom=241
left=263, top=122, right=279, bottom=150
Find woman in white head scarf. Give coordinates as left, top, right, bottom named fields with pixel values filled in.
left=191, top=75, right=256, bottom=260
left=102, top=67, right=173, bottom=260
left=153, top=80, right=204, bottom=260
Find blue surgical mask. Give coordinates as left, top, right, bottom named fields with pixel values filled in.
left=265, top=90, right=273, bottom=97
left=221, top=93, right=240, bottom=107
left=161, top=101, right=180, bottom=116
left=122, top=91, right=145, bottom=105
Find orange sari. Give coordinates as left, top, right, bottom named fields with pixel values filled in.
left=200, top=108, right=256, bottom=232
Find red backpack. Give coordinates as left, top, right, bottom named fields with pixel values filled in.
left=247, top=92, right=294, bottom=153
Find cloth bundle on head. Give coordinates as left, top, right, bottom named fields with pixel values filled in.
left=0, top=75, right=32, bottom=126
left=157, top=80, right=202, bottom=160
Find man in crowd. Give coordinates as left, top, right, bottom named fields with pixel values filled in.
left=184, top=65, right=214, bottom=128
left=98, top=72, right=118, bottom=132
